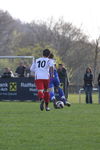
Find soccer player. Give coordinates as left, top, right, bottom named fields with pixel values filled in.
left=30, top=49, right=54, bottom=111
left=48, top=53, right=71, bottom=107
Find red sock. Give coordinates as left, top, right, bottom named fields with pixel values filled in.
left=44, top=91, right=50, bottom=103
left=38, top=91, right=44, bottom=100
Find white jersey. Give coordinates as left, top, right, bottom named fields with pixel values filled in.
left=30, top=57, right=54, bottom=79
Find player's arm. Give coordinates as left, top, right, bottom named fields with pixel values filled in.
left=49, top=66, right=54, bottom=78
left=49, top=63, right=54, bottom=78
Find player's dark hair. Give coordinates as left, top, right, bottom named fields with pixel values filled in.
left=43, top=49, right=50, bottom=57
left=48, top=53, right=54, bottom=59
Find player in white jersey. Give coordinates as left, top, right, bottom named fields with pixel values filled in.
left=30, top=49, right=54, bottom=111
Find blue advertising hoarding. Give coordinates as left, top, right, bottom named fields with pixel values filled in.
left=0, top=77, right=38, bottom=101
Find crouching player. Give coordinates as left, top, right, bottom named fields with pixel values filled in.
left=30, top=49, right=54, bottom=111
left=48, top=53, right=71, bottom=108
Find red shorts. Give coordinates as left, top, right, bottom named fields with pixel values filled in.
left=35, top=79, right=50, bottom=90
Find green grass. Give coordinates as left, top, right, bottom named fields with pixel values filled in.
left=68, top=93, right=99, bottom=104
left=0, top=94, right=100, bottom=150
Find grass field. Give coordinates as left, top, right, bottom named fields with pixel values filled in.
left=0, top=94, right=100, bottom=150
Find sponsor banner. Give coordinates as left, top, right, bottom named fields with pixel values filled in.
left=0, top=77, right=38, bottom=101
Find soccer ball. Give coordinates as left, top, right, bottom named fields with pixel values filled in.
left=56, top=101, right=64, bottom=109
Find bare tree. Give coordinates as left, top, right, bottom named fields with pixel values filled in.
left=93, top=37, right=100, bottom=83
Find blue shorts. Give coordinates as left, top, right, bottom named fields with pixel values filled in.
left=49, top=77, right=60, bottom=88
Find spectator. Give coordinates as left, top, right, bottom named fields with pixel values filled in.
left=15, top=62, right=26, bottom=77
left=1, top=67, right=14, bottom=78
left=25, top=63, right=31, bottom=77
left=57, top=64, right=69, bottom=100
left=97, top=73, right=100, bottom=104
left=83, top=67, right=93, bottom=104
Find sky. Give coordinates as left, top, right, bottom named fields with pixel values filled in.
left=0, top=0, right=100, bottom=41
